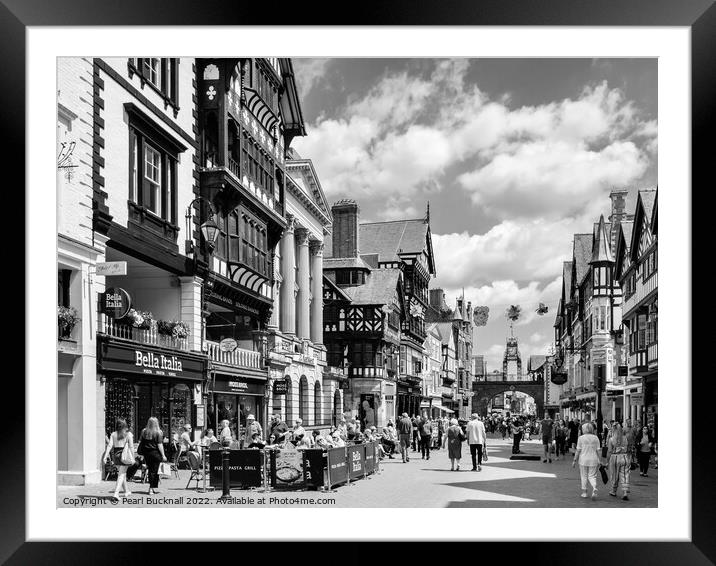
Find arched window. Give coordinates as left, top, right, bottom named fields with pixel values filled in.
left=299, top=376, right=309, bottom=423
left=314, top=381, right=322, bottom=424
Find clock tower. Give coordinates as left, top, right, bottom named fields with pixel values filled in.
left=502, top=327, right=522, bottom=381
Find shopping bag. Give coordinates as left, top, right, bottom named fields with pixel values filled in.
left=158, top=462, right=171, bottom=477
left=599, top=464, right=609, bottom=484
left=483, top=446, right=488, bottom=462
left=120, top=441, right=135, bottom=465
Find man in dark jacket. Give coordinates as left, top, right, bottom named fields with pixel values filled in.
left=398, top=412, right=413, bottom=463
left=269, top=413, right=289, bottom=443
left=419, top=415, right=433, bottom=460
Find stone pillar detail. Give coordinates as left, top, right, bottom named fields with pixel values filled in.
left=310, top=242, right=324, bottom=345
left=280, top=215, right=296, bottom=335
left=296, top=228, right=311, bottom=340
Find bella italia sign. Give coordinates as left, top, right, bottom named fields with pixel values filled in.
left=100, top=341, right=205, bottom=381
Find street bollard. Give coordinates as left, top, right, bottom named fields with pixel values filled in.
left=218, top=449, right=231, bottom=501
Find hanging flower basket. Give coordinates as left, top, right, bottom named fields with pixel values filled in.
left=123, top=308, right=156, bottom=331
left=58, top=306, right=80, bottom=338
left=157, top=319, right=190, bottom=339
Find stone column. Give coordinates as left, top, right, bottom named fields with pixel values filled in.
left=269, top=251, right=281, bottom=330
left=296, top=229, right=311, bottom=340
left=310, top=242, right=324, bottom=345
left=280, top=215, right=296, bottom=335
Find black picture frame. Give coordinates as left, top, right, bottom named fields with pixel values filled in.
left=8, top=0, right=712, bottom=562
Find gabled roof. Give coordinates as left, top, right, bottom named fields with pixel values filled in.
left=278, top=59, right=307, bottom=147
left=342, top=268, right=402, bottom=306
left=528, top=355, right=547, bottom=372
left=323, top=256, right=371, bottom=271
left=629, top=189, right=657, bottom=262
left=431, top=322, right=456, bottom=348
left=614, top=221, right=634, bottom=278
left=650, top=189, right=658, bottom=235
left=322, top=275, right=351, bottom=302
left=285, top=159, right=332, bottom=224
left=573, top=234, right=593, bottom=286
left=590, top=215, right=614, bottom=264
left=359, top=217, right=435, bottom=274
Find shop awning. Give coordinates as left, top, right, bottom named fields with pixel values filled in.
left=443, top=408, right=454, bottom=414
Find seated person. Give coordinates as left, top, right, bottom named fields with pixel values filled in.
left=313, top=430, right=332, bottom=449
left=331, top=432, right=346, bottom=447
left=246, top=432, right=266, bottom=449
left=201, top=428, right=217, bottom=447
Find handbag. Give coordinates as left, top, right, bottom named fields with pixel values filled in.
left=599, top=464, right=609, bottom=484
left=483, top=446, right=489, bottom=462
left=120, top=439, right=135, bottom=466
left=158, top=462, right=171, bottom=477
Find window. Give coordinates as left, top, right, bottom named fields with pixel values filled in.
left=314, top=382, right=321, bottom=424
left=58, top=269, right=71, bottom=307
left=593, top=306, right=609, bottom=333
left=143, top=58, right=161, bottom=89
left=143, top=143, right=162, bottom=217
left=352, top=341, right=375, bottom=368
left=336, top=270, right=364, bottom=286
left=643, top=250, right=657, bottom=280
left=130, top=58, right=179, bottom=107
left=254, top=61, right=278, bottom=113
left=241, top=130, right=275, bottom=195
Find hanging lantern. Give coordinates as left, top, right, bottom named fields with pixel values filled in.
left=201, top=216, right=220, bottom=251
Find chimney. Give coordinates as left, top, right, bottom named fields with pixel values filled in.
left=331, top=199, right=360, bottom=258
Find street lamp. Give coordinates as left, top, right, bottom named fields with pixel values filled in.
left=185, top=197, right=220, bottom=256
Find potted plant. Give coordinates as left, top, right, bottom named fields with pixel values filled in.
left=58, top=305, right=80, bottom=338
left=124, top=309, right=156, bottom=331
left=157, top=319, right=190, bottom=339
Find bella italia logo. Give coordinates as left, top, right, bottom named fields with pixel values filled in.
left=135, top=351, right=183, bottom=372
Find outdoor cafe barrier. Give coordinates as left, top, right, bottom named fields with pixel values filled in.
left=206, top=440, right=382, bottom=493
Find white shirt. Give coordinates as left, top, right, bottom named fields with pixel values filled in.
left=466, top=419, right=487, bottom=445
left=576, top=433, right=601, bottom=466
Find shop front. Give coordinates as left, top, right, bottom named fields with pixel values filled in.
left=644, top=375, right=658, bottom=435
left=98, top=338, right=207, bottom=441
left=397, top=381, right=421, bottom=417
left=208, top=373, right=267, bottom=443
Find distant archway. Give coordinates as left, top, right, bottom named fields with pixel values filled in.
left=472, top=380, right=545, bottom=418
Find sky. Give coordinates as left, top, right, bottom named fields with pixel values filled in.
left=290, top=58, right=657, bottom=373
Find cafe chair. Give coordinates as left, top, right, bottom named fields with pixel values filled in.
left=170, top=447, right=182, bottom=479
left=185, top=451, right=205, bottom=490
left=209, top=441, right=221, bottom=451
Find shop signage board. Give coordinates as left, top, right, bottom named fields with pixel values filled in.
left=100, top=287, right=132, bottom=319
left=209, top=449, right=262, bottom=488
left=99, top=341, right=205, bottom=381
left=347, top=444, right=365, bottom=480
left=551, top=371, right=568, bottom=385
left=302, top=449, right=326, bottom=488
left=618, top=365, right=629, bottom=377
left=96, top=261, right=127, bottom=276
left=630, top=393, right=644, bottom=405
left=270, top=448, right=305, bottom=489
left=272, top=380, right=288, bottom=395
left=363, top=442, right=375, bottom=475
left=325, top=447, right=348, bottom=487
left=214, top=377, right=265, bottom=395
left=196, top=404, right=206, bottom=428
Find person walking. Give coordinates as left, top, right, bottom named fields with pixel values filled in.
left=635, top=425, right=655, bottom=477
left=437, top=416, right=445, bottom=450
left=398, top=412, right=413, bottom=462
left=511, top=417, right=524, bottom=455
left=568, top=418, right=580, bottom=455
left=137, top=417, right=167, bottom=495
left=102, top=418, right=135, bottom=500
left=606, top=422, right=631, bottom=501
left=411, top=415, right=420, bottom=452
left=419, top=415, right=433, bottom=460
left=268, top=413, right=289, bottom=444
left=555, top=419, right=568, bottom=460
left=466, top=414, right=487, bottom=471
left=447, top=418, right=466, bottom=471
left=572, top=422, right=601, bottom=499
left=540, top=414, right=555, bottom=462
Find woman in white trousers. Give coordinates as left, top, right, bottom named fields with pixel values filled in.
left=572, top=422, right=601, bottom=499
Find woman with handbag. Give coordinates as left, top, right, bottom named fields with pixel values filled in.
left=447, top=418, right=466, bottom=471
left=606, top=422, right=631, bottom=500
left=102, top=418, right=135, bottom=500
left=572, top=422, right=601, bottom=499
left=138, top=417, right=167, bottom=495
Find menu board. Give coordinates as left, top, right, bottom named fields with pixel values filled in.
left=270, top=448, right=305, bottom=489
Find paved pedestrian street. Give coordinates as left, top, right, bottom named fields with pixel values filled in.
left=58, top=434, right=657, bottom=508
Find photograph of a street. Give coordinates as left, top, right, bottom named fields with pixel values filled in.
left=57, top=56, right=658, bottom=508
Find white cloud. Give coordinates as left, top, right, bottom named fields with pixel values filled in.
left=294, top=61, right=656, bottom=223
left=292, top=59, right=332, bottom=100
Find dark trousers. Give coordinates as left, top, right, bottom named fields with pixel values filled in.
left=470, top=444, right=483, bottom=469
left=555, top=437, right=567, bottom=456
left=437, top=431, right=443, bottom=448
left=412, top=430, right=419, bottom=450
left=145, top=450, right=162, bottom=488
left=637, top=451, right=651, bottom=474
left=420, top=436, right=431, bottom=458
left=512, top=433, right=522, bottom=453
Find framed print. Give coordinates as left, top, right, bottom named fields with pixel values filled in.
left=7, top=0, right=714, bottom=562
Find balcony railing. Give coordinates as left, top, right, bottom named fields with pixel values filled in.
left=99, top=315, right=189, bottom=351
left=205, top=340, right=262, bottom=369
